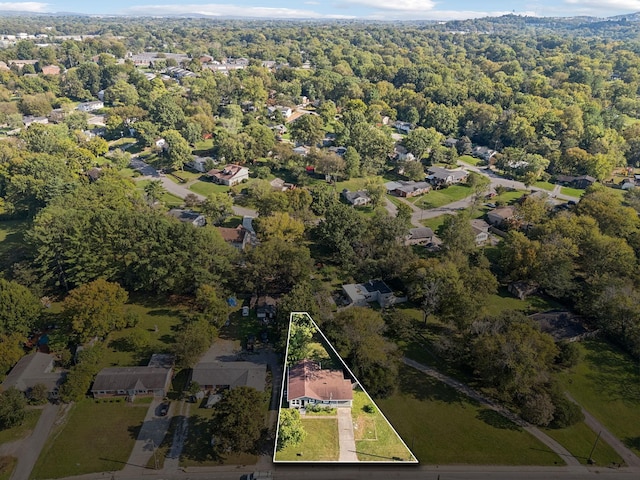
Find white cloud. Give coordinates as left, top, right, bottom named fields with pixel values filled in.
left=565, top=0, right=640, bottom=10
left=0, top=2, right=49, bottom=11
left=124, top=3, right=354, bottom=18
left=340, top=0, right=436, bottom=11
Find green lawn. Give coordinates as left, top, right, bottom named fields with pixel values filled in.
left=351, top=389, right=415, bottom=462
left=167, top=170, right=204, bottom=184
left=275, top=418, right=339, bottom=461
left=560, top=186, right=585, bottom=198
left=494, top=190, right=527, bottom=205
left=31, top=401, right=149, bottom=479
left=482, top=288, right=564, bottom=316
left=135, top=180, right=184, bottom=207
left=414, top=185, right=472, bottom=209
left=101, top=300, right=185, bottom=370
left=189, top=180, right=231, bottom=196
left=0, top=457, right=16, bottom=480
left=459, top=155, right=483, bottom=166
left=0, top=218, right=29, bottom=272
left=377, top=365, right=562, bottom=465
left=544, top=422, right=623, bottom=466
left=421, top=216, right=448, bottom=234
left=0, top=409, right=42, bottom=445
left=534, top=181, right=555, bottom=191
left=556, top=340, right=640, bottom=456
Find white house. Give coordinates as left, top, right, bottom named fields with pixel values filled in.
left=342, top=280, right=406, bottom=308
left=76, top=101, right=104, bottom=112
left=207, top=164, right=249, bottom=186
left=471, top=219, right=491, bottom=245
left=341, top=189, right=371, bottom=206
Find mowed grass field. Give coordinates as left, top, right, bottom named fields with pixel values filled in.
left=275, top=418, right=339, bottom=461
left=31, top=401, right=149, bottom=479
left=351, top=389, right=415, bottom=462
left=0, top=409, right=41, bottom=445
left=414, top=185, right=472, bottom=209
left=376, top=365, right=563, bottom=465
left=0, top=457, right=16, bottom=480
left=556, top=340, right=640, bottom=456
left=544, top=422, right=623, bottom=466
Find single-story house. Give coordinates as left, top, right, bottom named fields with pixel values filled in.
left=444, top=138, right=458, bottom=148
left=472, top=145, right=497, bottom=162
left=471, top=219, right=490, bottom=245
left=394, top=121, right=413, bottom=134
left=250, top=295, right=277, bottom=321
left=1, top=352, right=65, bottom=399
left=292, top=145, right=309, bottom=156
left=342, top=189, right=371, bottom=206
left=208, top=164, right=249, bottom=186
left=186, top=156, right=215, bottom=173
left=191, top=361, right=267, bottom=394
left=41, top=65, right=60, bottom=75
left=427, top=166, right=468, bottom=186
left=168, top=209, right=206, bottom=227
left=386, top=180, right=431, bottom=198
left=22, top=116, right=49, bottom=128
left=342, top=279, right=406, bottom=308
left=487, top=205, right=516, bottom=227
left=528, top=311, right=590, bottom=342
left=554, top=174, right=596, bottom=189
left=287, top=359, right=353, bottom=409
left=217, top=225, right=250, bottom=250
left=405, top=227, right=434, bottom=246
left=270, top=178, right=295, bottom=191
left=91, top=366, right=173, bottom=398
left=76, top=101, right=104, bottom=112
left=268, top=105, right=292, bottom=118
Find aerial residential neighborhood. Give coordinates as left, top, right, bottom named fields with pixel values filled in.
left=0, top=9, right=639, bottom=480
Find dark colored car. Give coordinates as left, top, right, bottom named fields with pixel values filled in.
left=247, top=334, right=256, bottom=352
left=158, top=402, right=170, bottom=416
left=260, top=330, right=268, bottom=343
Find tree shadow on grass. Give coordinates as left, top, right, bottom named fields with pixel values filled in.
left=625, top=436, right=640, bottom=451
left=180, top=415, right=224, bottom=464
left=476, top=409, right=521, bottom=431
left=583, top=341, right=640, bottom=406
left=397, top=365, right=476, bottom=407
left=147, top=309, right=177, bottom=317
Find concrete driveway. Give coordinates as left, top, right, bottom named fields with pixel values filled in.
left=122, top=398, right=173, bottom=472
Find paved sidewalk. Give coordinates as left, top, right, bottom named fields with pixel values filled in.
left=122, top=398, right=172, bottom=473
left=565, top=393, right=640, bottom=467
left=337, top=408, right=358, bottom=462
left=403, top=357, right=582, bottom=467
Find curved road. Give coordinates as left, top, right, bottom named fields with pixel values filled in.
left=129, top=157, right=258, bottom=218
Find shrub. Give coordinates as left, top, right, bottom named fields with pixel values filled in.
left=363, top=404, right=376, bottom=414
left=550, top=395, right=584, bottom=428
left=556, top=341, right=581, bottom=368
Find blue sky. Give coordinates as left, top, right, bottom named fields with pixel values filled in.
left=2, top=0, right=640, bottom=19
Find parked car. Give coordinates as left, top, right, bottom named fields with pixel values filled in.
left=247, top=334, right=256, bottom=352
left=260, top=330, right=268, bottom=343
left=158, top=402, right=170, bottom=416
left=242, top=306, right=249, bottom=317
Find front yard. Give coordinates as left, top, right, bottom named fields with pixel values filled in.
left=351, top=389, right=415, bottom=462
left=31, top=400, right=149, bottom=479
left=414, top=185, right=472, bottom=209
left=274, top=418, right=339, bottom=461
left=0, top=408, right=41, bottom=446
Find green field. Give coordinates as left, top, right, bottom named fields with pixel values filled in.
left=556, top=340, right=640, bottom=456
left=31, top=401, right=149, bottom=479
left=560, top=186, right=585, bottom=198
left=135, top=180, right=184, bottom=207
left=0, top=457, right=16, bottom=480
left=275, top=418, right=339, bottom=461
left=482, top=289, right=564, bottom=316
left=414, top=185, right=472, bottom=209
left=534, top=181, right=555, bottom=191
left=189, top=180, right=231, bottom=196
left=377, top=365, right=563, bottom=465
left=459, top=155, right=483, bottom=166
left=493, top=189, right=527, bottom=205
left=101, top=300, right=185, bottom=370
left=544, top=422, right=623, bottom=466
left=0, top=219, right=29, bottom=270
left=351, top=389, right=415, bottom=462
left=0, top=409, right=42, bottom=445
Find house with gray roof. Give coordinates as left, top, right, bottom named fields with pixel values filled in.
left=168, top=209, right=206, bottom=227
left=342, top=279, right=406, bottom=308
left=406, top=227, right=434, bottom=245
left=341, top=189, right=371, bottom=206
left=1, top=352, right=65, bottom=399
left=427, top=166, right=468, bottom=187
left=91, top=366, right=172, bottom=398
left=191, top=361, right=266, bottom=394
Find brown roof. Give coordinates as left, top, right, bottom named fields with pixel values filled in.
left=217, top=226, right=246, bottom=243
left=207, top=164, right=246, bottom=182
left=287, top=359, right=352, bottom=402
